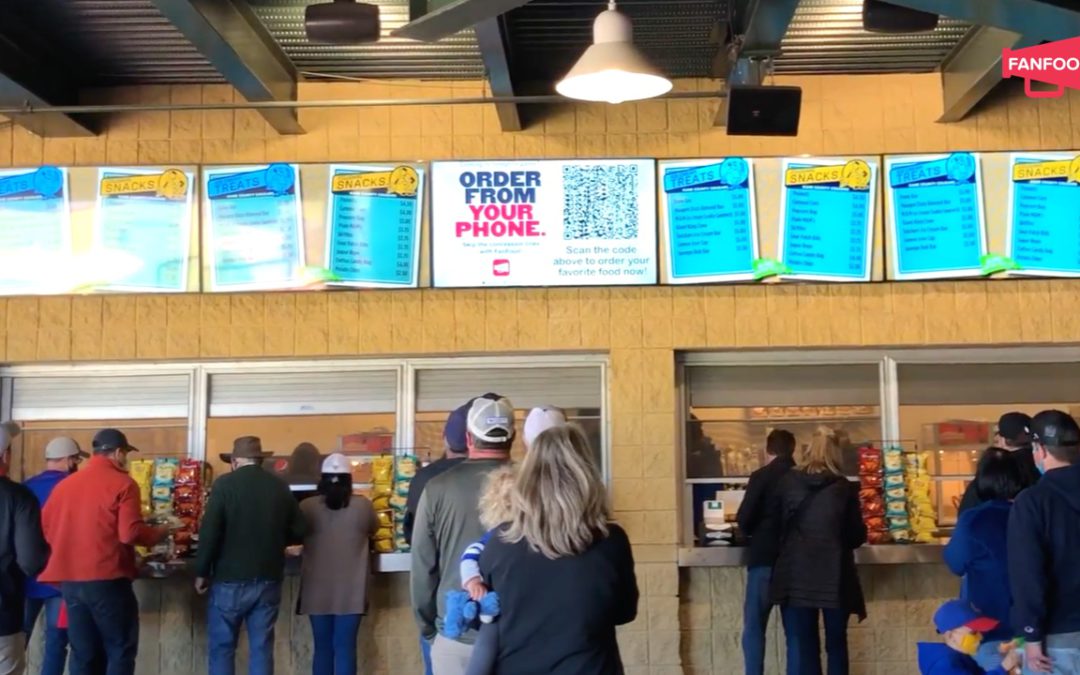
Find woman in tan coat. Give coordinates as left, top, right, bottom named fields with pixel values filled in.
left=298, top=453, right=378, bottom=675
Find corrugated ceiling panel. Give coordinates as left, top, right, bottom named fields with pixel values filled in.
left=248, top=0, right=484, bottom=79
left=776, top=0, right=970, bottom=74
left=2, top=0, right=224, bottom=84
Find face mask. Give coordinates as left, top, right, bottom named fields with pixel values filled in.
left=1035, top=446, right=1047, bottom=475
left=957, top=632, right=982, bottom=656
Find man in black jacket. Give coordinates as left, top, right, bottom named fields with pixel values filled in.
left=735, top=428, right=795, bottom=675
left=0, top=426, right=49, bottom=673
left=1007, top=410, right=1080, bottom=673
left=958, top=411, right=1040, bottom=514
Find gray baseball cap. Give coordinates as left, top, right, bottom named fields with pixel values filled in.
left=45, top=437, right=87, bottom=460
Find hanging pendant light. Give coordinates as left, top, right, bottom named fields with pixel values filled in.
left=555, top=1, right=673, bottom=104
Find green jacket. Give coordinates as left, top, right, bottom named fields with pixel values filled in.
left=195, top=465, right=306, bottom=582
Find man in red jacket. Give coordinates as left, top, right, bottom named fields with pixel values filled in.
left=39, top=429, right=168, bottom=675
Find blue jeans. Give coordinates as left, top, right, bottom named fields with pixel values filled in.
left=420, top=634, right=432, bottom=675
left=1023, top=645, right=1080, bottom=675
left=208, top=581, right=282, bottom=675
left=309, top=615, right=362, bottom=675
left=742, top=566, right=773, bottom=675
left=62, top=579, right=139, bottom=675
left=781, top=606, right=849, bottom=675
left=24, top=595, right=69, bottom=675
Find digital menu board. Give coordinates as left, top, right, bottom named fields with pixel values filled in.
left=0, top=166, right=71, bottom=295
left=659, top=158, right=758, bottom=284
left=1007, top=152, right=1080, bottom=278
left=203, top=163, right=305, bottom=291
left=884, top=152, right=986, bottom=280
left=95, top=167, right=195, bottom=292
left=326, top=164, right=424, bottom=288
left=778, top=158, right=877, bottom=282
left=430, top=159, right=657, bottom=287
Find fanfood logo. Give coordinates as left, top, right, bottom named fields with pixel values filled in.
left=1003, top=37, right=1080, bottom=98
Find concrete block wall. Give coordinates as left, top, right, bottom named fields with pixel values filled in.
left=4, top=73, right=1080, bottom=674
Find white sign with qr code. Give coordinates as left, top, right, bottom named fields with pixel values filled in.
left=430, top=159, right=658, bottom=288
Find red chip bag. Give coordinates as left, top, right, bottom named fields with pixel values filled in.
left=858, top=488, right=881, bottom=503
left=867, top=530, right=891, bottom=545
left=173, top=485, right=200, bottom=502
left=860, top=498, right=884, bottom=517
left=864, top=516, right=886, bottom=531
left=58, top=602, right=68, bottom=629
left=859, top=474, right=882, bottom=489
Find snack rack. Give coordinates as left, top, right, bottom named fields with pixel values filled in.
left=856, top=441, right=938, bottom=545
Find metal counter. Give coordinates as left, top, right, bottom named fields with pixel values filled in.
left=678, top=544, right=946, bottom=567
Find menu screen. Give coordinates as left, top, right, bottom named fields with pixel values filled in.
left=0, top=166, right=70, bottom=294
left=885, top=152, right=986, bottom=280
left=326, top=164, right=424, bottom=287
left=778, top=158, right=877, bottom=282
left=1007, top=152, right=1080, bottom=278
left=203, top=163, right=305, bottom=291
left=659, top=158, right=757, bottom=284
left=430, top=159, right=657, bottom=287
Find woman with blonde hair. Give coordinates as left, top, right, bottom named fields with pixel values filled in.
left=466, top=424, right=638, bottom=675
left=770, top=426, right=867, bottom=675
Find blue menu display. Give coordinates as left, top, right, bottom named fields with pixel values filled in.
left=326, top=164, right=423, bottom=287
left=0, top=166, right=69, bottom=294
left=1008, top=153, right=1080, bottom=277
left=204, top=163, right=304, bottom=291
left=886, top=152, right=985, bottom=280
left=96, top=168, right=193, bottom=292
left=778, top=159, right=877, bottom=282
left=660, top=158, right=757, bottom=283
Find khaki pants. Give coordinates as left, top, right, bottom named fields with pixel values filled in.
left=0, top=632, right=24, bottom=675
left=430, top=635, right=473, bottom=675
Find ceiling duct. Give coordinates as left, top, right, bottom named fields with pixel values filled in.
left=305, top=0, right=381, bottom=44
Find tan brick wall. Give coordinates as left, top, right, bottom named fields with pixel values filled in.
left=5, top=74, right=1080, bottom=674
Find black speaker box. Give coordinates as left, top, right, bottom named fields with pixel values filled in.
left=305, top=1, right=381, bottom=44
left=725, top=86, right=802, bottom=137
left=862, top=0, right=939, bottom=33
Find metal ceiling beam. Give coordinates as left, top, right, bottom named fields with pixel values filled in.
left=881, top=0, right=1080, bottom=42
left=393, top=0, right=532, bottom=43
left=714, top=0, right=801, bottom=127
left=474, top=17, right=522, bottom=132
left=147, top=0, right=303, bottom=134
left=0, top=17, right=96, bottom=137
left=939, top=25, right=1038, bottom=122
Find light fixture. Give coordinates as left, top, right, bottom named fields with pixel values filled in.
left=555, top=1, right=672, bottom=104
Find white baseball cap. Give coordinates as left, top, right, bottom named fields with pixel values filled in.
left=467, top=396, right=516, bottom=443
left=524, top=406, right=567, bottom=448
left=45, top=437, right=87, bottom=460
left=321, top=452, right=352, bottom=475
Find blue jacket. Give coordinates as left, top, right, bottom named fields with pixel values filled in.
left=943, top=500, right=1012, bottom=642
left=23, top=470, right=68, bottom=600
left=1008, top=463, right=1080, bottom=642
left=917, top=643, right=1006, bottom=675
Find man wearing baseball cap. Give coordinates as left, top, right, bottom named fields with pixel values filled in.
left=23, top=437, right=86, bottom=675
left=39, top=428, right=168, bottom=675
left=1007, top=410, right=1080, bottom=672
left=917, top=599, right=1020, bottom=674
left=958, top=412, right=1040, bottom=515
left=0, top=424, right=48, bottom=674
left=411, top=394, right=515, bottom=675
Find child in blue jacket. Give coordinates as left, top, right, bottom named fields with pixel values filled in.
left=918, top=600, right=1021, bottom=675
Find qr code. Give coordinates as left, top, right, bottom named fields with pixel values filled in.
left=562, top=164, right=639, bottom=240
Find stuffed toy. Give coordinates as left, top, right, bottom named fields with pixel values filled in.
left=442, top=590, right=500, bottom=640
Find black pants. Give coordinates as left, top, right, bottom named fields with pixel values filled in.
left=61, top=580, right=138, bottom=675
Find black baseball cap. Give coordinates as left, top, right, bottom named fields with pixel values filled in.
left=997, top=412, right=1033, bottom=443
left=1029, top=410, right=1080, bottom=447
left=92, top=428, right=140, bottom=453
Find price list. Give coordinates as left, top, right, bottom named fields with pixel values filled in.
left=205, top=164, right=304, bottom=291
left=661, top=159, right=757, bottom=283
left=887, top=153, right=984, bottom=279
left=779, top=159, right=876, bottom=282
left=327, top=166, right=423, bottom=287
left=1009, top=154, right=1080, bottom=277
left=0, top=167, right=69, bottom=293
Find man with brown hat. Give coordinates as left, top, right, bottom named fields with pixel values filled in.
left=195, top=436, right=306, bottom=675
